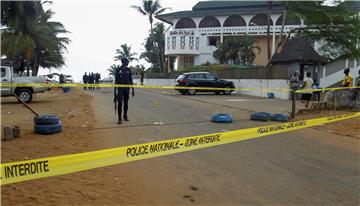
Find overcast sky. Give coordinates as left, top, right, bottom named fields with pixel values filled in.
left=39, top=0, right=197, bottom=81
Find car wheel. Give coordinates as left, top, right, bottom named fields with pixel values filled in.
left=16, top=89, right=33, bottom=103
left=223, top=87, right=232, bottom=95
left=214, top=91, right=221, bottom=95
left=179, top=90, right=187, bottom=95
left=188, top=87, right=196, bottom=95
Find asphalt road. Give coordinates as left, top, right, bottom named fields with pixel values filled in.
left=88, top=88, right=359, bottom=205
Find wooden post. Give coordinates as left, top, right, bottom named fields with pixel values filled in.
left=291, top=91, right=296, bottom=118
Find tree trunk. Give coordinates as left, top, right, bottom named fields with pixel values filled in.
left=267, top=1, right=272, bottom=60
left=277, top=1, right=289, bottom=53
left=31, top=51, right=39, bottom=76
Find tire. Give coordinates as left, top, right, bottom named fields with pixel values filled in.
left=34, top=115, right=60, bottom=125
left=15, top=89, right=33, bottom=103
left=187, top=86, right=197, bottom=95
left=34, top=122, right=62, bottom=135
left=223, top=87, right=233, bottom=95
left=250, top=112, right=271, bottom=121
left=211, top=113, right=233, bottom=123
left=270, top=114, right=289, bottom=122
left=179, top=90, right=187, bottom=95
left=214, top=91, right=221, bottom=95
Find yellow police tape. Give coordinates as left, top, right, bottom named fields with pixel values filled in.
left=0, top=82, right=359, bottom=93
left=1, top=112, right=359, bottom=185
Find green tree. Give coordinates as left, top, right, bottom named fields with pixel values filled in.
left=140, top=22, right=165, bottom=71
left=114, top=44, right=138, bottom=62
left=1, top=1, right=41, bottom=75
left=131, top=0, right=169, bottom=72
left=107, top=64, right=118, bottom=76
left=1, top=1, right=70, bottom=76
left=213, top=35, right=260, bottom=65
left=286, top=1, right=360, bottom=60
left=31, top=8, right=71, bottom=76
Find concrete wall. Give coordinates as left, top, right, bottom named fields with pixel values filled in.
left=225, top=79, right=290, bottom=99
left=136, top=78, right=290, bottom=100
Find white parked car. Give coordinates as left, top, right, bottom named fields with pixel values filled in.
left=1, top=65, right=48, bottom=103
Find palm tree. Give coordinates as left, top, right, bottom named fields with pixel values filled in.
left=213, top=35, right=260, bottom=65
left=108, top=64, right=118, bottom=76
left=31, top=8, right=71, bottom=76
left=1, top=1, right=41, bottom=75
left=114, top=44, right=138, bottom=62
left=239, top=35, right=261, bottom=65
left=140, top=23, right=165, bottom=70
left=1, top=1, right=70, bottom=76
left=130, top=0, right=168, bottom=37
left=131, top=0, right=169, bottom=72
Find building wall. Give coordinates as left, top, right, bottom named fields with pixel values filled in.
left=166, top=14, right=303, bottom=67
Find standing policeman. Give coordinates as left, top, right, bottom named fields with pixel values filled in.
left=83, top=72, right=88, bottom=90
left=114, top=58, right=135, bottom=124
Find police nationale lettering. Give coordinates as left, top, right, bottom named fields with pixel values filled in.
left=126, top=140, right=181, bottom=157
left=184, top=134, right=221, bottom=147
left=257, top=121, right=307, bottom=134
left=4, top=160, right=49, bottom=179
left=327, top=114, right=354, bottom=121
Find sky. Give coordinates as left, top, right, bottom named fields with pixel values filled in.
left=39, top=0, right=197, bottom=81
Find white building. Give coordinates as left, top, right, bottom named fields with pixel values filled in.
left=156, top=1, right=304, bottom=71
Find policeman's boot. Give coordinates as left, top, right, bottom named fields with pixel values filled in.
left=117, top=114, right=122, bottom=124
left=123, top=115, right=129, bottom=121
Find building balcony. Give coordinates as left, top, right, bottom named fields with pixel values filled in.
left=171, top=25, right=303, bottom=36
left=165, top=29, right=201, bottom=56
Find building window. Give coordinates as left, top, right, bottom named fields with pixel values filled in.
left=172, top=36, right=176, bottom=50
left=223, top=15, right=246, bottom=27
left=249, top=14, right=272, bottom=26
left=180, top=36, right=186, bottom=49
left=208, top=37, right=217, bottom=46
left=199, top=16, right=221, bottom=28
left=175, top=17, right=196, bottom=29
left=189, top=36, right=194, bottom=49
left=195, top=37, right=200, bottom=50
left=167, top=37, right=170, bottom=50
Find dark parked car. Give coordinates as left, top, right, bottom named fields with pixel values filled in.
left=175, top=72, right=235, bottom=95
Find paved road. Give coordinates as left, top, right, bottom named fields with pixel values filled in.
left=88, top=88, right=359, bottom=205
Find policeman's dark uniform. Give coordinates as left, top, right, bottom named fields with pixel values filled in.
left=115, top=64, right=133, bottom=122
left=82, top=73, right=88, bottom=90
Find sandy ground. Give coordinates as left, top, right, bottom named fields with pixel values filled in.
left=1, top=88, right=359, bottom=205
left=295, top=109, right=360, bottom=139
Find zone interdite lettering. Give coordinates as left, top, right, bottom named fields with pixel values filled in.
left=4, top=160, right=49, bottom=179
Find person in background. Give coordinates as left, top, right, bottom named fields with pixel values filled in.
left=89, top=72, right=95, bottom=90
left=301, top=71, right=314, bottom=109
left=95, top=73, right=101, bottom=90
left=357, top=69, right=360, bottom=87
left=342, top=68, right=353, bottom=87
left=140, top=71, right=144, bottom=85
left=83, top=72, right=88, bottom=90
left=59, top=74, right=65, bottom=84
left=312, top=78, right=321, bottom=101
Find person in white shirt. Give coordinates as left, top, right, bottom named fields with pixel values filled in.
left=301, top=72, right=314, bottom=108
